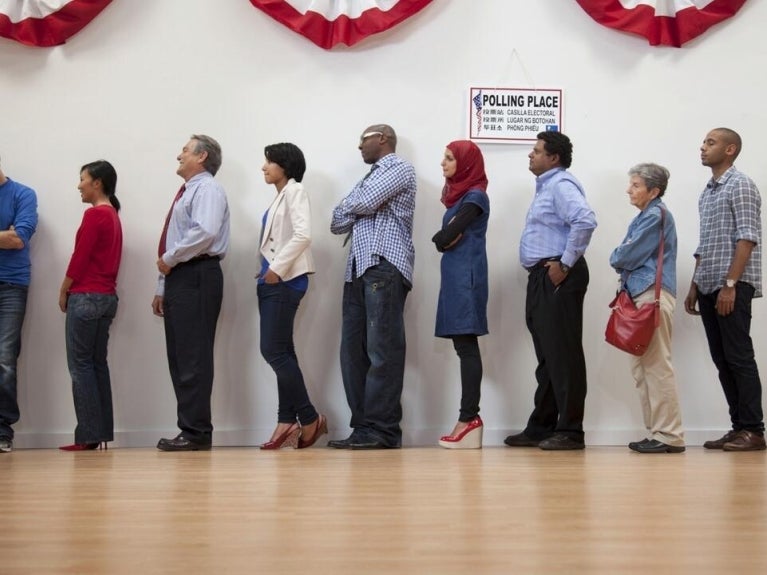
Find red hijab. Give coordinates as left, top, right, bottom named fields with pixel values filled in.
left=441, top=140, right=488, bottom=208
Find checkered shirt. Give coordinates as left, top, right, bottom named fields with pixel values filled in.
left=331, top=153, right=416, bottom=283
left=694, top=166, right=762, bottom=296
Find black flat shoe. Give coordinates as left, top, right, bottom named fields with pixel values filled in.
left=630, top=439, right=685, bottom=453
left=628, top=438, right=650, bottom=450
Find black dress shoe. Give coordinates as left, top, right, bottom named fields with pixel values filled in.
left=348, top=438, right=398, bottom=450
left=504, top=431, right=540, bottom=447
left=327, top=437, right=354, bottom=449
left=157, top=435, right=211, bottom=452
left=630, top=439, right=685, bottom=453
left=538, top=433, right=585, bottom=451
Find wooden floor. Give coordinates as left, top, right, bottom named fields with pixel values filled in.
left=2, top=446, right=766, bottom=575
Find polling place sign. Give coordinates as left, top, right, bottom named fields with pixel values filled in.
left=469, top=88, right=563, bottom=143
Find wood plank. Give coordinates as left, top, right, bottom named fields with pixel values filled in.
left=1, top=447, right=765, bottom=574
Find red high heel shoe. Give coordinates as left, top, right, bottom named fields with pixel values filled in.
left=297, top=414, right=328, bottom=449
left=260, top=423, right=301, bottom=450
left=59, top=443, right=100, bottom=451
left=438, top=416, right=483, bottom=449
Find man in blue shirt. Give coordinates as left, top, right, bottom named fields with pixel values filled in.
left=329, top=124, right=416, bottom=449
left=0, top=156, right=38, bottom=453
left=506, top=132, right=597, bottom=450
left=153, top=135, right=230, bottom=451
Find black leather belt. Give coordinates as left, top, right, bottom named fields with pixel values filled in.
left=187, top=254, right=221, bottom=263
left=525, top=257, right=560, bottom=273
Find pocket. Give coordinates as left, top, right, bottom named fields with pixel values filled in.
left=69, top=294, right=100, bottom=321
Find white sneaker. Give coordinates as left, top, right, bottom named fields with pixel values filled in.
left=0, top=438, right=12, bottom=453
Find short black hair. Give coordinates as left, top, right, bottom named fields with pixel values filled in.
left=264, top=142, right=306, bottom=182
left=536, top=131, right=573, bottom=168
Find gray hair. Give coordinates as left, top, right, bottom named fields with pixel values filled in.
left=191, top=134, right=222, bottom=176
left=628, top=163, right=670, bottom=197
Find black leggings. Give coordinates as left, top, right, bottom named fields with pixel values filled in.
left=451, top=335, right=483, bottom=421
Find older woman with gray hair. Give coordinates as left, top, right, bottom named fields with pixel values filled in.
left=609, top=163, right=685, bottom=453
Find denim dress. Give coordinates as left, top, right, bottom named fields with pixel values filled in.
left=435, top=190, right=489, bottom=337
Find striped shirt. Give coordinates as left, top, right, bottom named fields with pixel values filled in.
left=331, top=153, right=416, bottom=283
left=694, top=165, right=762, bottom=297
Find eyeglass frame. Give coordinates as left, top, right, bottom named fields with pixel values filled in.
left=359, top=131, right=383, bottom=144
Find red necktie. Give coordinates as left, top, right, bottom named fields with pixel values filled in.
left=158, top=184, right=185, bottom=258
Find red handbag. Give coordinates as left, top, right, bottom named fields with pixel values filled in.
left=605, top=208, right=665, bottom=356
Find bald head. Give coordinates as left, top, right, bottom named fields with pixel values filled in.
left=365, top=124, right=397, bottom=151
left=711, top=127, right=742, bottom=160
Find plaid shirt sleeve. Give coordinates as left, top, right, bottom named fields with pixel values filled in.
left=732, top=175, right=761, bottom=245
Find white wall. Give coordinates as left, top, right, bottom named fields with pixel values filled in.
left=1, top=0, right=765, bottom=447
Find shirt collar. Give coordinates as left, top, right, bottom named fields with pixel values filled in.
left=708, top=165, right=737, bottom=189
left=536, top=167, right=565, bottom=184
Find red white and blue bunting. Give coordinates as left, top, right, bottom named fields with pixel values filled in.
left=0, top=0, right=112, bottom=47
left=575, top=0, right=748, bottom=47
left=249, top=0, right=434, bottom=49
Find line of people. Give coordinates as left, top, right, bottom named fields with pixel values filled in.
left=0, top=125, right=762, bottom=454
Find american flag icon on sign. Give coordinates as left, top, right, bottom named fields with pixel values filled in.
left=473, top=91, right=483, bottom=133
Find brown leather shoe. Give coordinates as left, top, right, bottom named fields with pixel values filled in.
left=722, top=430, right=766, bottom=452
left=703, top=430, right=738, bottom=450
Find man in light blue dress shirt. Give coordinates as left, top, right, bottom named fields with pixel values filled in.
left=506, top=131, right=597, bottom=450
left=153, top=135, right=230, bottom=451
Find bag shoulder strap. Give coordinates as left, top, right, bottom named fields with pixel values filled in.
left=653, top=207, right=665, bottom=326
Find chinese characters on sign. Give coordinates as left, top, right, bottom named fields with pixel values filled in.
left=469, top=87, right=563, bottom=144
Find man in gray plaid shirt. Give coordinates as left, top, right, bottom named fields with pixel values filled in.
left=685, top=127, right=765, bottom=451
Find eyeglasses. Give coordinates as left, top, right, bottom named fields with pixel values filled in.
left=359, top=131, right=383, bottom=144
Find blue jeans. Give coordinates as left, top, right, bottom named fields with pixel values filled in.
left=258, top=282, right=317, bottom=425
left=0, top=283, right=28, bottom=440
left=340, top=259, right=410, bottom=446
left=698, top=283, right=764, bottom=433
left=65, top=293, right=118, bottom=444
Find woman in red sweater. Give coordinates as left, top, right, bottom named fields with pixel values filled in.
left=58, top=160, right=123, bottom=451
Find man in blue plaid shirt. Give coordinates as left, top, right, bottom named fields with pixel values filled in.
left=685, top=127, right=765, bottom=451
left=329, top=124, right=416, bottom=449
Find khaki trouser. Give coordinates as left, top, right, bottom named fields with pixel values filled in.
left=630, top=288, right=685, bottom=447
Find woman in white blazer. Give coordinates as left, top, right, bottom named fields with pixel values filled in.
left=257, top=143, right=326, bottom=450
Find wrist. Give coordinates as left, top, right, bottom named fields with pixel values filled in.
left=559, top=262, right=570, bottom=274
left=725, top=279, right=737, bottom=289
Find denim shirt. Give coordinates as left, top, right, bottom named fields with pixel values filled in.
left=609, top=198, right=677, bottom=298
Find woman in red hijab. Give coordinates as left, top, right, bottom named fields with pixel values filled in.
left=432, top=140, right=489, bottom=449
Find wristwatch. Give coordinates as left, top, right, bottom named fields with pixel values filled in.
left=725, top=279, right=736, bottom=288
left=559, top=262, right=571, bottom=274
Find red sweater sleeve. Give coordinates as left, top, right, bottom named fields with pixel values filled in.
left=66, top=208, right=100, bottom=282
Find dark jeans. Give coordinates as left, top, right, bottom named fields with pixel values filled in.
left=524, top=258, right=589, bottom=442
left=163, top=258, right=223, bottom=443
left=340, top=259, right=410, bottom=446
left=65, top=293, right=118, bottom=444
left=451, top=334, right=482, bottom=422
left=258, top=282, right=317, bottom=425
left=698, top=283, right=764, bottom=433
left=0, top=283, right=28, bottom=440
